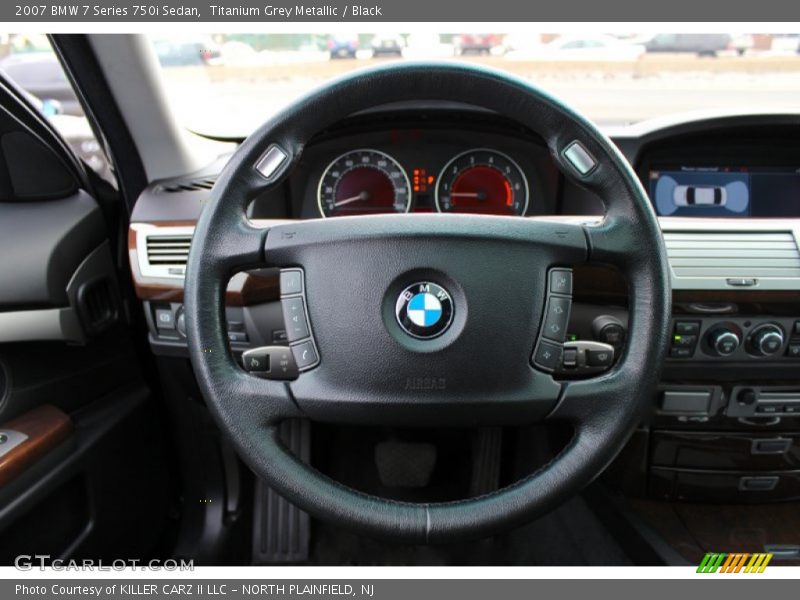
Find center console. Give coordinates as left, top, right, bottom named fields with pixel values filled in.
left=599, top=139, right=800, bottom=508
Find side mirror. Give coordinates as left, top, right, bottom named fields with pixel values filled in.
left=40, top=98, right=63, bottom=116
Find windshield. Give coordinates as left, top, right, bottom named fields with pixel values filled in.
left=149, top=32, right=800, bottom=138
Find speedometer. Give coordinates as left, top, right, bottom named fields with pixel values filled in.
left=435, top=149, right=529, bottom=216
left=317, top=149, right=411, bottom=218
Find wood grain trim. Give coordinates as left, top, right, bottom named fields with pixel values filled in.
left=0, top=405, right=73, bottom=487
left=128, top=221, right=279, bottom=306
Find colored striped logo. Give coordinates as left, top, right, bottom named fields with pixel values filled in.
left=697, top=552, right=773, bottom=573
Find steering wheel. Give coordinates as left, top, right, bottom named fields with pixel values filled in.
left=184, top=62, right=670, bottom=543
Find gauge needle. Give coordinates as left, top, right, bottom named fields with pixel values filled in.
left=334, top=191, right=370, bottom=207
left=450, top=191, right=488, bottom=201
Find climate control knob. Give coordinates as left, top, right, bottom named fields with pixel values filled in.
left=708, top=328, right=740, bottom=356
left=749, top=324, right=784, bottom=356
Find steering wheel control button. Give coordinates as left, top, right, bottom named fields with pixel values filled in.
left=562, top=141, right=597, bottom=176
left=282, top=297, right=310, bottom=342
left=542, top=296, right=572, bottom=342
left=291, top=340, right=319, bottom=371
left=271, top=347, right=299, bottom=378
left=586, top=348, right=614, bottom=367
left=557, top=341, right=616, bottom=374
left=395, top=282, right=454, bottom=339
left=255, top=144, right=289, bottom=182
left=243, top=351, right=269, bottom=373
left=274, top=268, right=319, bottom=372
left=279, top=269, right=304, bottom=297
left=533, top=340, right=563, bottom=372
left=563, top=347, right=578, bottom=368
left=549, top=269, right=573, bottom=295
left=532, top=268, right=574, bottom=372
left=242, top=346, right=298, bottom=379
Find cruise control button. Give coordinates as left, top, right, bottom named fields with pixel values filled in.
left=587, top=348, right=614, bottom=367
left=542, top=296, right=571, bottom=342
left=242, top=346, right=298, bottom=379
left=549, top=269, right=573, bottom=295
left=280, top=269, right=303, bottom=296
left=270, top=347, right=298, bottom=379
left=282, top=297, right=310, bottom=341
left=244, top=352, right=269, bottom=372
left=292, top=340, right=318, bottom=370
left=533, top=340, right=563, bottom=372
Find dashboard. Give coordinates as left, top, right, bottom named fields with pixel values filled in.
left=129, top=107, right=800, bottom=507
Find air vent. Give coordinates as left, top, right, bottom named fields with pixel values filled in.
left=76, top=276, right=118, bottom=336
left=146, top=234, right=191, bottom=265
left=663, top=231, right=800, bottom=290
left=137, top=228, right=194, bottom=279
left=160, top=176, right=217, bottom=193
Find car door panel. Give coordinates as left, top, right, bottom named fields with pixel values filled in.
left=0, top=70, right=173, bottom=563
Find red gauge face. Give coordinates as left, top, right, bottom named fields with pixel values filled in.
left=318, top=150, right=411, bottom=217
left=435, top=149, right=529, bottom=216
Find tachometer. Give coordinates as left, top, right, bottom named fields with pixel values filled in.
left=435, top=149, right=529, bottom=215
left=317, top=149, right=411, bottom=218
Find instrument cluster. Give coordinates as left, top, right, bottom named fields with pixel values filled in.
left=270, top=118, right=564, bottom=221
left=316, top=147, right=530, bottom=218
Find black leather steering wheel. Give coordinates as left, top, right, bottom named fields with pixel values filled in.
left=184, top=62, right=670, bottom=543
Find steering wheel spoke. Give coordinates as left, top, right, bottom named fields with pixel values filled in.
left=200, top=218, right=268, bottom=274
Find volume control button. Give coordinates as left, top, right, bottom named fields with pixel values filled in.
left=282, top=297, right=310, bottom=341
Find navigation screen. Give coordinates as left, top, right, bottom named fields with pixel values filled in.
left=648, top=167, right=800, bottom=217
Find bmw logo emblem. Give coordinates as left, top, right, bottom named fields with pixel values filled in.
left=395, top=282, right=454, bottom=339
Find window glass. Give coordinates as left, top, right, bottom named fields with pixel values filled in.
left=0, top=34, right=115, bottom=183
left=146, top=32, right=800, bottom=139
